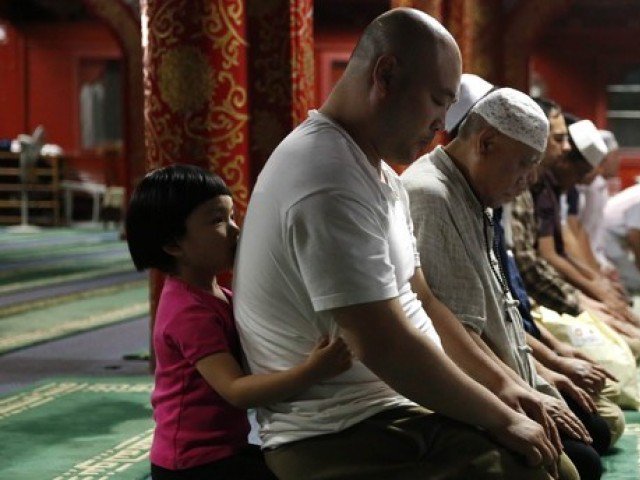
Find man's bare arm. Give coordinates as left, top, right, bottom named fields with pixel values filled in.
left=410, top=268, right=561, bottom=451
left=330, top=296, right=559, bottom=467
left=410, top=269, right=515, bottom=391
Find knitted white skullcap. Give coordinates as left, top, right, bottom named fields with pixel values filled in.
left=470, top=88, right=549, bottom=153
left=569, top=120, right=608, bottom=168
left=445, top=73, right=494, bottom=133
left=598, top=129, right=619, bottom=154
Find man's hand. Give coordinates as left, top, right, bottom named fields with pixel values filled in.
left=537, top=392, right=592, bottom=444
left=621, top=306, right=640, bottom=327
left=593, top=280, right=628, bottom=315
left=601, top=263, right=620, bottom=283
left=497, top=383, right=562, bottom=453
left=579, top=293, right=640, bottom=337
left=552, top=341, right=595, bottom=364
left=543, top=368, right=597, bottom=414
left=486, top=411, right=560, bottom=477
left=554, top=356, right=614, bottom=394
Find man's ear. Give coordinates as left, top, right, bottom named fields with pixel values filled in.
left=372, top=54, right=397, bottom=95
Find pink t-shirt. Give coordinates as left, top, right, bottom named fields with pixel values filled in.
left=149, top=276, right=250, bottom=470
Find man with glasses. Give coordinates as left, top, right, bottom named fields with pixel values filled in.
left=510, top=101, right=640, bottom=352
left=511, top=100, right=597, bottom=318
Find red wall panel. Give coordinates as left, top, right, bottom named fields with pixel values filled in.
left=23, top=22, right=121, bottom=153
left=0, top=22, right=27, bottom=139
left=531, top=51, right=601, bottom=124
left=1, top=21, right=124, bottom=185
left=532, top=24, right=640, bottom=192
left=314, top=29, right=359, bottom=106
left=27, top=45, right=77, bottom=149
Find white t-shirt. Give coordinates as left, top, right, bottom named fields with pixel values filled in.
left=577, top=175, right=609, bottom=248
left=604, top=183, right=640, bottom=259
left=233, top=110, right=441, bottom=448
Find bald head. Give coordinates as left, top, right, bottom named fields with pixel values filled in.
left=349, top=8, right=458, bottom=78
left=321, top=8, right=461, bottom=166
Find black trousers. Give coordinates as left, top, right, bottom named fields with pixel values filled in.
left=560, top=393, right=611, bottom=480
left=151, top=445, right=277, bottom=480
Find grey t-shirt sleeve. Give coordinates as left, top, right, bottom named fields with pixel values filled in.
left=409, top=190, right=487, bottom=333
left=286, top=190, right=398, bottom=312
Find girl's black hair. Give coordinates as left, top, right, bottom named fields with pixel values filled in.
left=125, top=164, right=231, bottom=273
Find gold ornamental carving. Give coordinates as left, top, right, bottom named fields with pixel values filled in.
left=213, top=154, right=249, bottom=211
left=143, top=0, right=250, bottom=204
left=291, top=0, right=314, bottom=124
left=203, top=0, right=247, bottom=69
left=158, top=46, right=214, bottom=113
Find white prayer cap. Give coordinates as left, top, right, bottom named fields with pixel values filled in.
left=445, top=73, right=494, bottom=133
left=569, top=120, right=608, bottom=168
left=598, top=129, right=619, bottom=154
left=471, top=87, right=549, bottom=153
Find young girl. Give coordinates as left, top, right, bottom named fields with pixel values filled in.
left=126, top=165, right=351, bottom=480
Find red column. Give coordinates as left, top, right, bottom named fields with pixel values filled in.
left=246, top=0, right=314, bottom=184
left=502, top=0, right=573, bottom=90
left=390, top=0, right=443, bottom=21
left=393, top=1, right=504, bottom=88
left=141, top=0, right=250, bottom=370
left=443, top=0, right=502, bottom=84
left=142, top=0, right=250, bottom=210
left=0, top=22, right=27, bottom=139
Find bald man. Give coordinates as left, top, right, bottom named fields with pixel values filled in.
left=235, top=9, right=568, bottom=479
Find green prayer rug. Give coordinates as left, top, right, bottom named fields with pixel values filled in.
left=0, top=245, right=135, bottom=290
left=0, top=283, right=149, bottom=354
left=1, top=377, right=640, bottom=479
left=0, top=376, right=153, bottom=480
left=0, top=281, right=149, bottom=354
left=603, top=411, right=640, bottom=479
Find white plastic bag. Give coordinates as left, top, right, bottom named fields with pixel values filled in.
left=533, top=306, right=639, bottom=409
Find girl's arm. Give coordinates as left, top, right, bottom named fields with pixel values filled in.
left=195, top=336, right=351, bottom=409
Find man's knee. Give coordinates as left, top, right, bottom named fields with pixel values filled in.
left=596, top=395, right=625, bottom=447
left=265, top=412, right=558, bottom=480
left=464, top=447, right=552, bottom=480
left=562, top=439, right=602, bottom=480
left=557, top=452, right=580, bottom=480
left=426, top=420, right=553, bottom=480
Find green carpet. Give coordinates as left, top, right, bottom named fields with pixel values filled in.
left=0, top=260, right=139, bottom=297
left=0, top=227, right=134, bottom=292
left=0, top=226, right=149, bottom=353
left=0, top=379, right=639, bottom=479
left=603, top=411, right=640, bottom=479
left=0, top=377, right=153, bottom=480
left=0, top=283, right=149, bottom=354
